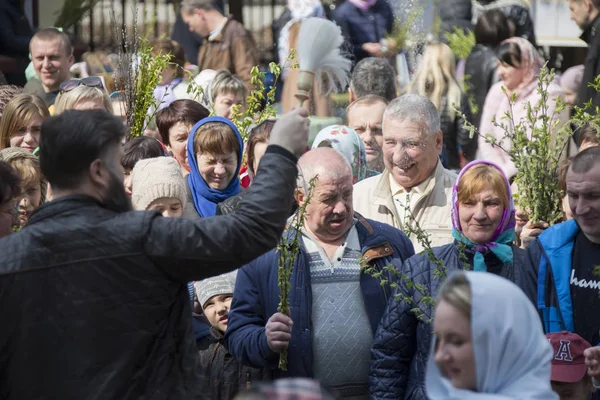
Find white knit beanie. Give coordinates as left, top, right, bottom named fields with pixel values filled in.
left=131, top=157, right=187, bottom=211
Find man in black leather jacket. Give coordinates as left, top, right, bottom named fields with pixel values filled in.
left=570, top=0, right=600, bottom=136
left=0, top=108, right=309, bottom=400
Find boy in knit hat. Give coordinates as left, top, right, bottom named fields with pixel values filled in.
left=195, top=274, right=269, bottom=399
left=131, top=157, right=187, bottom=218
left=546, top=331, right=597, bottom=400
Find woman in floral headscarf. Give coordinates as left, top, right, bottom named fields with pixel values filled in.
left=369, top=160, right=529, bottom=400
left=478, top=37, right=566, bottom=180
left=311, top=124, right=378, bottom=183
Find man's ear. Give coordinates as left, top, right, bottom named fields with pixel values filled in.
left=348, top=87, right=356, bottom=103
left=89, top=158, right=108, bottom=188
left=294, top=188, right=305, bottom=205
left=67, top=53, right=75, bottom=68
left=435, top=130, right=443, bottom=154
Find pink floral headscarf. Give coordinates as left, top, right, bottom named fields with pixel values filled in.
left=500, top=37, right=543, bottom=85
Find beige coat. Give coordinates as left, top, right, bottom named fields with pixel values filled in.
left=352, top=162, right=457, bottom=253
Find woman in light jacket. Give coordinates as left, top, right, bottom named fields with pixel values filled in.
left=477, top=37, right=565, bottom=180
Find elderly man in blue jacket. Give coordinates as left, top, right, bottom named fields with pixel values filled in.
left=523, top=147, right=600, bottom=348
left=225, top=147, right=414, bottom=399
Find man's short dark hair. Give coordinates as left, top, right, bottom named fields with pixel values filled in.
left=570, top=146, right=600, bottom=174
left=181, top=0, right=217, bottom=13
left=40, top=110, right=126, bottom=190
left=156, top=99, right=209, bottom=145
left=474, top=10, right=511, bottom=47
left=578, top=124, right=600, bottom=148
left=0, top=161, right=21, bottom=205
left=121, top=136, right=165, bottom=170
left=350, top=58, right=397, bottom=102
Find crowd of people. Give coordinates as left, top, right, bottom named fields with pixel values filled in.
left=1, top=0, right=600, bottom=399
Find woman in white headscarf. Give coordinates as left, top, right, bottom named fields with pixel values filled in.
left=426, top=271, right=558, bottom=400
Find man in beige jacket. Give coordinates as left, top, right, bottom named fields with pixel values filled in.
left=353, top=94, right=457, bottom=253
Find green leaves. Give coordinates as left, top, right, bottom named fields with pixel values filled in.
left=444, top=28, right=476, bottom=60
left=276, top=175, right=318, bottom=371
left=230, top=52, right=297, bottom=141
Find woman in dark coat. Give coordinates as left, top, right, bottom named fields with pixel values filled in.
left=465, top=10, right=511, bottom=129
left=368, top=160, right=531, bottom=400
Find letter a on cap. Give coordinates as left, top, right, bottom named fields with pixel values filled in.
left=554, top=340, right=574, bottom=362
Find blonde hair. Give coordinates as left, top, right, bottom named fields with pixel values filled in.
left=457, top=164, right=510, bottom=209
left=54, top=86, right=113, bottom=115
left=0, top=94, right=49, bottom=150
left=209, top=69, right=247, bottom=103
left=409, top=43, right=462, bottom=120
left=438, top=273, right=472, bottom=321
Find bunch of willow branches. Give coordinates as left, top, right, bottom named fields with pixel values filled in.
left=111, top=9, right=170, bottom=139
left=276, top=175, right=317, bottom=370
left=461, top=66, right=571, bottom=225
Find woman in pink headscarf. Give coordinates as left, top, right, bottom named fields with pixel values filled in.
left=477, top=37, right=565, bottom=180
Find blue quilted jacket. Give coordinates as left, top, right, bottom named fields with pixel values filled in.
left=225, top=214, right=414, bottom=379
left=369, top=242, right=528, bottom=400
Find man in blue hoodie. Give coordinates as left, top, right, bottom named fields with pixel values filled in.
left=225, top=147, right=414, bottom=399
left=523, top=146, right=600, bottom=347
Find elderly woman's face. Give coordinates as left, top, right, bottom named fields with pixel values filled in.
left=498, top=61, right=526, bottom=92
left=433, top=300, right=476, bottom=391
left=196, top=150, right=238, bottom=190
left=459, top=186, right=505, bottom=245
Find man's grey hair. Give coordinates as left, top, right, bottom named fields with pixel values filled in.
left=382, top=94, right=441, bottom=135
left=181, top=0, right=216, bottom=13
left=350, top=58, right=397, bottom=102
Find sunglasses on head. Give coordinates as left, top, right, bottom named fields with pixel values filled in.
left=59, top=76, right=105, bottom=93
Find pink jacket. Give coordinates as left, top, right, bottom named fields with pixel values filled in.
left=477, top=79, right=565, bottom=179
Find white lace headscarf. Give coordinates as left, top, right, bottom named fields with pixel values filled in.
left=278, top=0, right=326, bottom=79
left=426, top=271, right=559, bottom=400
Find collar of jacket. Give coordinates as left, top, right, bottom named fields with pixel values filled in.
left=26, top=195, right=107, bottom=225
left=283, top=212, right=395, bottom=263
left=581, top=12, right=600, bottom=43
left=371, top=161, right=447, bottom=222
left=207, top=15, right=233, bottom=42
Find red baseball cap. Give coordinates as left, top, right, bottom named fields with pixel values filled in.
left=546, top=331, right=592, bottom=383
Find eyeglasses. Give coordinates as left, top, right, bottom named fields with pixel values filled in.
left=59, top=76, right=105, bottom=93
left=109, top=90, right=126, bottom=101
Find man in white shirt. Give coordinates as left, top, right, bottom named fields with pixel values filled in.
left=353, top=94, right=457, bottom=253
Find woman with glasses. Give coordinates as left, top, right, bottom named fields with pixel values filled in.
left=54, top=76, right=113, bottom=114
left=0, top=93, right=49, bottom=152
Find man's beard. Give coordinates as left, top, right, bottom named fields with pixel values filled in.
left=103, top=169, right=132, bottom=213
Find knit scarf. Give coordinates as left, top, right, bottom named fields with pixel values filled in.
left=451, top=160, right=516, bottom=272
left=186, top=116, right=244, bottom=218
left=348, top=0, right=377, bottom=12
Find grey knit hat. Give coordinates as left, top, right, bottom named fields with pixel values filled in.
left=131, top=157, right=187, bottom=211
left=194, top=273, right=236, bottom=310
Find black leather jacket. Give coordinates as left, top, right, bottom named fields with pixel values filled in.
left=465, top=44, right=500, bottom=129
left=0, top=146, right=297, bottom=400
left=576, top=14, right=600, bottom=119
left=439, top=0, right=473, bottom=35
